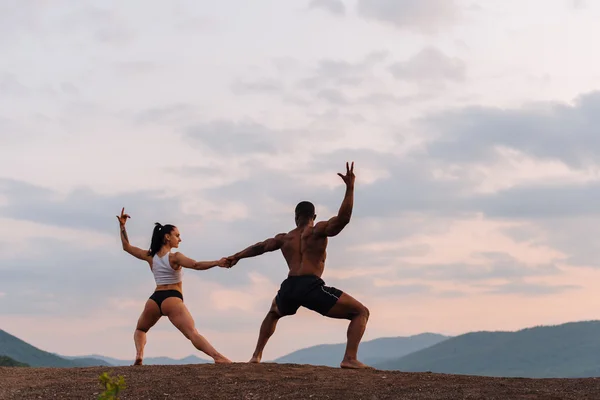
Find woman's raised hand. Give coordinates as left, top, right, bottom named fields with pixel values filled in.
left=116, top=207, right=131, bottom=226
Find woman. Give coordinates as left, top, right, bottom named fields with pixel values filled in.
left=116, top=207, right=232, bottom=365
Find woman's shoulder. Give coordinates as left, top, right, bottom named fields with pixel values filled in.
left=168, top=252, right=184, bottom=270
left=168, top=251, right=186, bottom=263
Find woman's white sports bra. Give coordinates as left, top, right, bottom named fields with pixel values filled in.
left=151, top=252, right=183, bottom=285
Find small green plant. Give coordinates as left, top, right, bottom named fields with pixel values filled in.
left=98, top=371, right=127, bottom=400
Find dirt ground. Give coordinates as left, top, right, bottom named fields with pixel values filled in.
left=1, top=363, right=600, bottom=400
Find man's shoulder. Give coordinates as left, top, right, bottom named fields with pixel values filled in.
left=278, top=227, right=304, bottom=239
left=276, top=230, right=294, bottom=240
left=311, top=220, right=329, bottom=234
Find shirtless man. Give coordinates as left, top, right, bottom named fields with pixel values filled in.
left=226, top=162, right=370, bottom=369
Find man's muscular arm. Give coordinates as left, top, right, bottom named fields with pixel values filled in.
left=314, top=161, right=355, bottom=238
left=227, top=234, right=286, bottom=266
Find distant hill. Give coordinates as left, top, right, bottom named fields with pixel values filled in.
left=376, top=320, right=600, bottom=378
left=56, top=355, right=114, bottom=367
left=63, top=354, right=210, bottom=366
left=0, top=355, right=29, bottom=367
left=0, top=329, right=108, bottom=368
left=274, top=333, right=450, bottom=367
left=0, top=328, right=211, bottom=367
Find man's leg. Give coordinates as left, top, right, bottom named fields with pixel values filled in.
left=323, top=291, right=370, bottom=369
left=250, top=298, right=283, bottom=363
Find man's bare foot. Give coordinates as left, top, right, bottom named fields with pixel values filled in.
left=133, top=358, right=143, bottom=366
left=340, top=359, right=372, bottom=369
left=214, top=355, right=233, bottom=364
left=249, top=355, right=261, bottom=363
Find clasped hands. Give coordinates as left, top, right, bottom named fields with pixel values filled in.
left=216, top=256, right=239, bottom=269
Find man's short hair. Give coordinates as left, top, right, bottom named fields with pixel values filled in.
left=295, top=201, right=315, bottom=218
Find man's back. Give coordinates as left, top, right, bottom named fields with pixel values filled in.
left=280, top=225, right=328, bottom=277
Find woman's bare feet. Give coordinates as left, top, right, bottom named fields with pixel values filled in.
left=214, top=355, right=233, bottom=364
left=133, top=358, right=143, bottom=366
left=249, top=355, right=261, bottom=363
left=340, top=358, right=372, bottom=369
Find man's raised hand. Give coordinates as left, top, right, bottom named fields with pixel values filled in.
left=337, top=161, right=355, bottom=188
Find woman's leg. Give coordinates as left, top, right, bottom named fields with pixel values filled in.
left=161, top=297, right=232, bottom=363
left=133, top=299, right=162, bottom=365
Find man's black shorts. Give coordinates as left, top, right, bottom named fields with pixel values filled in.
left=275, top=275, right=343, bottom=316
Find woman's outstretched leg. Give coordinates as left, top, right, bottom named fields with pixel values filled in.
left=162, top=297, right=232, bottom=363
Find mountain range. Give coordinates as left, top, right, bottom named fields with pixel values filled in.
left=0, top=329, right=110, bottom=368
left=0, top=329, right=210, bottom=367
left=273, top=333, right=449, bottom=367
left=375, top=320, right=600, bottom=378
left=3, top=320, right=600, bottom=378
left=62, top=354, right=210, bottom=366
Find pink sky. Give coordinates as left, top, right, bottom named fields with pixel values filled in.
left=2, top=0, right=600, bottom=363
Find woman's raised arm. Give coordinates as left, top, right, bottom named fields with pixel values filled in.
left=117, top=207, right=152, bottom=264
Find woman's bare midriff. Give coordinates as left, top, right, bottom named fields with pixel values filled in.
left=155, top=282, right=183, bottom=293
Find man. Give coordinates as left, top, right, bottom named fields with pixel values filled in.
left=226, top=162, right=370, bottom=369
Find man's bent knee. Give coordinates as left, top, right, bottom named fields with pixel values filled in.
left=361, top=305, right=370, bottom=320
left=352, top=303, right=369, bottom=320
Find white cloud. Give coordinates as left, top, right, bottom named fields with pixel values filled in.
left=356, top=0, right=460, bottom=33
left=389, top=47, right=466, bottom=85
left=309, top=0, right=346, bottom=16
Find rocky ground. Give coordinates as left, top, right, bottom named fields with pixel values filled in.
left=1, top=363, right=600, bottom=399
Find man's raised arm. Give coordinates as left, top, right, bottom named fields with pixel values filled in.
left=314, top=161, right=355, bottom=238
left=226, top=233, right=286, bottom=267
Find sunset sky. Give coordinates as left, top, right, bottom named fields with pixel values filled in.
left=2, top=0, right=600, bottom=363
